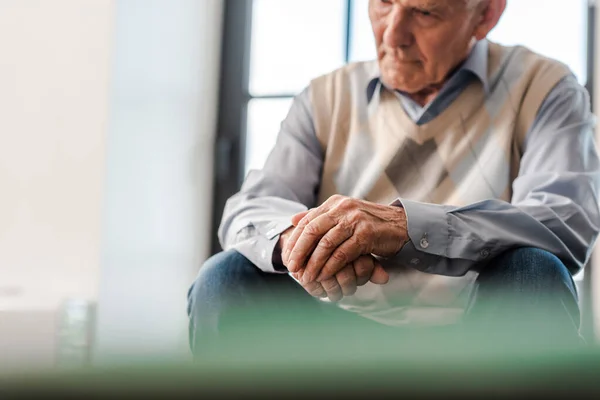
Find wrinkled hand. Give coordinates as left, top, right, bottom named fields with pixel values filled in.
left=282, top=195, right=408, bottom=285
left=292, top=255, right=389, bottom=302
left=278, top=221, right=389, bottom=302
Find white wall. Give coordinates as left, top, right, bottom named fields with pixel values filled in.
left=0, top=0, right=222, bottom=370
left=92, top=0, right=223, bottom=364
left=0, top=0, right=114, bottom=370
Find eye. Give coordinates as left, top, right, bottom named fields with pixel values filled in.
left=416, top=9, right=433, bottom=17
left=380, top=0, right=392, bottom=4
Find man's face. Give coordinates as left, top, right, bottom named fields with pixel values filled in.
left=369, top=0, right=485, bottom=94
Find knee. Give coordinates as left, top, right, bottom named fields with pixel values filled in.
left=497, top=247, right=567, bottom=276
left=482, top=247, right=575, bottom=294
left=187, top=250, right=260, bottom=313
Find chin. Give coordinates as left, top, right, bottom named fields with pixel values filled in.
left=380, top=64, right=425, bottom=92
left=381, top=75, right=425, bottom=94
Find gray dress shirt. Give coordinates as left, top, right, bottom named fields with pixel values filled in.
left=218, top=40, right=600, bottom=277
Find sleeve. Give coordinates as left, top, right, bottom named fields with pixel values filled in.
left=217, top=87, right=323, bottom=273
left=388, top=75, right=600, bottom=277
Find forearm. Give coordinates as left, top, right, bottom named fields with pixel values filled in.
left=218, top=86, right=322, bottom=273
left=389, top=191, right=599, bottom=276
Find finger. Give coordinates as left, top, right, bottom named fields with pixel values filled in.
left=353, top=256, right=375, bottom=286
left=288, top=213, right=337, bottom=275
left=304, top=281, right=327, bottom=298
left=283, top=196, right=341, bottom=260
left=336, top=265, right=358, bottom=297
left=315, top=238, right=364, bottom=283
left=293, top=270, right=327, bottom=298
left=282, top=208, right=323, bottom=265
left=291, top=270, right=302, bottom=282
left=321, top=277, right=343, bottom=302
left=291, top=210, right=310, bottom=227
left=286, top=236, right=320, bottom=273
left=303, top=223, right=353, bottom=284
left=369, top=262, right=390, bottom=285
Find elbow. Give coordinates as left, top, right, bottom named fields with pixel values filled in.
left=558, top=204, right=600, bottom=275
left=217, top=206, right=235, bottom=251
left=217, top=214, right=237, bottom=251
left=561, top=230, right=598, bottom=277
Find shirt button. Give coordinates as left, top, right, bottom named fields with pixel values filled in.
left=261, top=250, right=267, bottom=259
left=419, top=237, right=429, bottom=249
left=481, top=249, right=490, bottom=259
left=410, top=258, right=420, bottom=266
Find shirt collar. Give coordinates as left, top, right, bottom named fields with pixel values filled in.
left=366, top=39, right=489, bottom=103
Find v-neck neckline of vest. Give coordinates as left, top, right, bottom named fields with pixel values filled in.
left=371, top=43, right=506, bottom=145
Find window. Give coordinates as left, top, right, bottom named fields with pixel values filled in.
left=213, top=0, right=596, bottom=255
left=244, top=0, right=592, bottom=175
left=244, top=0, right=349, bottom=173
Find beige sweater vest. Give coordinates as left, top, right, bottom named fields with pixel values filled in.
left=308, top=42, right=570, bottom=326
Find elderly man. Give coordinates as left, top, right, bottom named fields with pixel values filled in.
left=188, top=0, right=600, bottom=357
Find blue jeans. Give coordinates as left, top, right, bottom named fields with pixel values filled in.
left=187, top=248, right=581, bottom=360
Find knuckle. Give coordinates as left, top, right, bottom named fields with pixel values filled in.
left=303, top=281, right=317, bottom=289
left=353, top=255, right=373, bottom=271
left=324, top=211, right=338, bottom=225
left=322, top=278, right=340, bottom=291
left=303, top=223, right=320, bottom=236
left=338, top=265, right=355, bottom=278
left=354, top=263, right=370, bottom=277
left=338, top=197, right=355, bottom=210
left=339, top=221, right=354, bottom=237
left=347, top=210, right=363, bottom=223
left=337, top=273, right=355, bottom=286
left=336, top=273, right=350, bottom=285
left=304, top=281, right=320, bottom=291
left=297, top=216, right=309, bottom=228
left=331, top=250, right=348, bottom=264
left=318, top=235, right=336, bottom=250
left=353, top=232, right=371, bottom=249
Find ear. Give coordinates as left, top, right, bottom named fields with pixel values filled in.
left=472, top=0, right=507, bottom=41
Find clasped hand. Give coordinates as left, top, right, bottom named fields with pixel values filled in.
left=279, top=195, right=409, bottom=302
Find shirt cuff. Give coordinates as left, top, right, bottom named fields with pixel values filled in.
left=257, top=219, right=294, bottom=272
left=389, top=199, right=492, bottom=276
left=387, top=239, right=440, bottom=273
left=391, top=198, right=451, bottom=257
left=233, top=235, right=283, bottom=274
left=227, top=218, right=293, bottom=274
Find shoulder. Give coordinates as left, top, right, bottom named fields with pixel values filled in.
left=488, top=41, right=572, bottom=90
left=306, top=61, right=377, bottom=150
left=489, top=42, right=588, bottom=149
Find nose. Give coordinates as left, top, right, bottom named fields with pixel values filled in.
left=382, top=7, right=413, bottom=48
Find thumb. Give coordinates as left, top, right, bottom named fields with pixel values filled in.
left=291, top=210, right=310, bottom=226
left=369, top=263, right=389, bottom=285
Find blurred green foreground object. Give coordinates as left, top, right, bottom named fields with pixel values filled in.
left=3, top=334, right=600, bottom=399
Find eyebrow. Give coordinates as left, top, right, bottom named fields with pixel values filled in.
left=414, top=1, right=450, bottom=12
